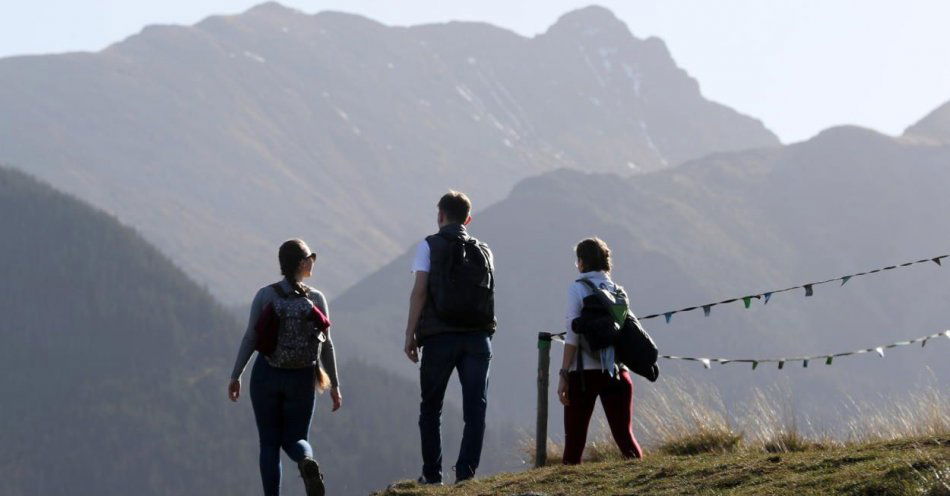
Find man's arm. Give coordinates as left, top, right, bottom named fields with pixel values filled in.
left=404, top=271, right=428, bottom=363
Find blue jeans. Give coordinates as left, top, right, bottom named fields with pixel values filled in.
left=419, top=331, right=492, bottom=482
left=250, top=355, right=316, bottom=496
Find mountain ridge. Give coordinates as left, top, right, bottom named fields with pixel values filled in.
left=0, top=165, right=515, bottom=495
left=0, top=2, right=778, bottom=303
left=328, top=118, right=950, bottom=432
left=904, top=100, right=950, bottom=144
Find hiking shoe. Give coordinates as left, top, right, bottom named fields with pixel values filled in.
left=453, top=465, right=475, bottom=484
left=417, top=475, right=443, bottom=486
left=298, top=457, right=325, bottom=496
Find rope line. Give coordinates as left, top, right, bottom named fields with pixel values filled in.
left=544, top=331, right=950, bottom=370
left=636, top=254, right=947, bottom=323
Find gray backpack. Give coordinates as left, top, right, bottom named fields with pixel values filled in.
left=265, top=284, right=326, bottom=369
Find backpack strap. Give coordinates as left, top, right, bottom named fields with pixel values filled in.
left=270, top=282, right=289, bottom=299
left=576, top=338, right=587, bottom=392
left=576, top=278, right=612, bottom=307
left=576, top=278, right=598, bottom=293
left=577, top=278, right=628, bottom=323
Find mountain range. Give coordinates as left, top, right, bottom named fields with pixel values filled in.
left=0, top=165, right=515, bottom=495
left=3, top=2, right=949, bottom=494
left=0, top=3, right=777, bottom=303
left=330, top=115, right=950, bottom=429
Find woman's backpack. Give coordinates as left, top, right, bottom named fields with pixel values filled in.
left=255, top=283, right=331, bottom=369
left=573, top=279, right=659, bottom=382
left=616, top=313, right=659, bottom=382
left=572, top=279, right=625, bottom=351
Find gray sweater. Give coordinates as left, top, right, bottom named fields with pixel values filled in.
left=230, top=279, right=340, bottom=387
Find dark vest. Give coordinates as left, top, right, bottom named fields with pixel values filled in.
left=417, top=224, right=496, bottom=340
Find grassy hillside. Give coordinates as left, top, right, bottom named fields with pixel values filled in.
left=378, top=436, right=949, bottom=495
left=378, top=376, right=949, bottom=495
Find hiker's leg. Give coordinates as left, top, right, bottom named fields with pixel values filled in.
left=250, top=357, right=284, bottom=495
left=280, top=366, right=317, bottom=462
left=454, top=332, right=492, bottom=480
left=600, top=370, right=643, bottom=459
left=562, top=371, right=599, bottom=464
left=419, top=334, right=458, bottom=483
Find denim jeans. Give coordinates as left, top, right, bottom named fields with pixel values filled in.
left=250, top=355, right=316, bottom=496
left=418, top=331, right=492, bottom=482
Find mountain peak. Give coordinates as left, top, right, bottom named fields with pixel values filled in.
left=904, top=100, right=950, bottom=144
left=242, top=1, right=303, bottom=18
left=803, top=125, right=889, bottom=148
left=546, top=5, right=634, bottom=39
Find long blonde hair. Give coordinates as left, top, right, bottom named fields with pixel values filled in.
left=315, top=367, right=331, bottom=393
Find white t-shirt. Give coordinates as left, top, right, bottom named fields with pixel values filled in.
left=410, top=241, right=430, bottom=273
left=565, top=271, right=619, bottom=371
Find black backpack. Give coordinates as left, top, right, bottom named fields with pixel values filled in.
left=428, top=234, right=495, bottom=327
left=573, top=279, right=659, bottom=382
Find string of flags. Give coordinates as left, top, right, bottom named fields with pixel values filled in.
left=637, top=253, right=948, bottom=323
left=546, top=330, right=949, bottom=370
left=661, top=330, right=950, bottom=370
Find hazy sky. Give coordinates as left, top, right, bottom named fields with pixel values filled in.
left=2, top=0, right=948, bottom=143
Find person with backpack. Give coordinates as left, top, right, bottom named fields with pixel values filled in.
left=228, top=239, right=342, bottom=496
left=403, top=191, right=496, bottom=485
left=557, top=237, right=647, bottom=464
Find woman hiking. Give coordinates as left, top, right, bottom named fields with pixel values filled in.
left=229, top=239, right=342, bottom=496
left=557, top=237, right=643, bottom=464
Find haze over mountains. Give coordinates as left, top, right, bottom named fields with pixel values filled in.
left=331, top=118, right=950, bottom=427
left=0, top=166, right=515, bottom=495
left=3, top=2, right=949, bottom=494
left=0, top=3, right=776, bottom=303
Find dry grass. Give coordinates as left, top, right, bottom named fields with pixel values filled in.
left=410, top=381, right=949, bottom=496
left=526, top=380, right=948, bottom=462
left=741, top=386, right=834, bottom=452
left=845, top=387, right=950, bottom=442
left=635, top=376, right=743, bottom=455
left=378, top=435, right=950, bottom=496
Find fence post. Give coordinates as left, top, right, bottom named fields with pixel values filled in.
left=536, top=331, right=553, bottom=468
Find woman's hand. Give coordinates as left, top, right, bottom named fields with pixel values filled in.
left=228, top=379, right=241, bottom=402
left=331, top=387, right=343, bottom=412
left=557, top=377, right=570, bottom=406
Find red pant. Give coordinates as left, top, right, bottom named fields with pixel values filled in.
left=563, top=369, right=643, bottom=464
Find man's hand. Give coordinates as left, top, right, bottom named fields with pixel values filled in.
left=228, top=379, right=241, bottom=402
left=404, top=271, right=427, bottom=364
left=330, top=387, right=343, bottom=412
left=557, top=378, right=570, bottom=406
left=404, top=334, right=419, bottom=363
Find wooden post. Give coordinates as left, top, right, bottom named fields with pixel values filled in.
left=536, top=331, right=553, bottom=468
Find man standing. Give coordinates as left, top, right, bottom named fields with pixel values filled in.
left=404, top=191, right=496, bottom=485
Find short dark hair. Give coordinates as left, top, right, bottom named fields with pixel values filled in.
left=437, top=190, right=472, bottom=224
left=576, top=237, right=611, bottom=272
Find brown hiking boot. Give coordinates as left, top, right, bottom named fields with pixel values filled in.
left=298, top=457, right=325, bottom=496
